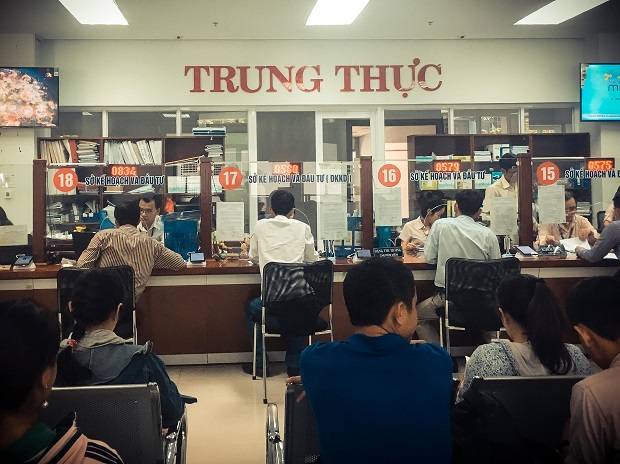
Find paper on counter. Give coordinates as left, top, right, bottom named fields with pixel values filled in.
left=562, top=237, right=618, bottom=260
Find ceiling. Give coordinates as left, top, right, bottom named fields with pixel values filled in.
left=1, top=0, right=619, bottom=41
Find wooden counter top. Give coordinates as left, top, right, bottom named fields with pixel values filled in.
left=0, top=253, right=616, bottom=281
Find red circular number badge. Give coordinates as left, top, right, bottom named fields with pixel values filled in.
left=377, top=164, right=401, bottom=188
left=219, top=166, right=243, bottom=190
left=53, top=168, right=78, bottom=193
left=536, top=162, right=560, bottom=186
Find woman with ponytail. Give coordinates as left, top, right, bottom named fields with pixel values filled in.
left=456, top=274, right=591, bottom=401
left=55, top=268, right=183, bottom=430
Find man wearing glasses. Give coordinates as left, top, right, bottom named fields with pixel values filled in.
left=138, top=196, right=164, bottom=242
left=538, top=190, right=599, bottom=245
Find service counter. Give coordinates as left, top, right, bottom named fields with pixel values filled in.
left=0, top=256, right=617, bottom=365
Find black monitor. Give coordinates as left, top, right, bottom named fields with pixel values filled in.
left=0, top=244, right=33, bottom=265
left=72, top=231, right=96, bottom=260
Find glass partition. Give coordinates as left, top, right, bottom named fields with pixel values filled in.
left=205, top=161, right=360, bottom=258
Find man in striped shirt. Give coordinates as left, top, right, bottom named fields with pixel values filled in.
left=77, top=201, right=186, bottom=301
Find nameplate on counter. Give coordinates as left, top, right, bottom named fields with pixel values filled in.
left=372, top=247, right=404, bottom=258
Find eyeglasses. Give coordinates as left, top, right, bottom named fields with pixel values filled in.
left=140, top=208, right=155, bottom=214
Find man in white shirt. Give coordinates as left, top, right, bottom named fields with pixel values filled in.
left=416, top=189, right=501, bottom=345
left=565, top=276, right=620, bottom=464
left=481, top=153, right=518, bottom=223
left=137, top=196, right=164, bottom=242
left=243, top=190, right=319, bottom=377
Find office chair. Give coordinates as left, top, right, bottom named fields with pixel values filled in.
left=596, top=210, right=606, bottom=233
left=267, top=383, right=320, bottom=464
left=40, top=383, right=193, bottom=464
left=470, top=376, right=585, bottom=450
left=57, top=266, right=137, bottom=343
left=252, top=260, right=334, bottom=403
left=439, top=257, right=520, bottom=352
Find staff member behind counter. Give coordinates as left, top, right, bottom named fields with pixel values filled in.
left=538, top=191, right=599, bottom=245
left=481, top=153, right=518, bottom=223
left=576, top=191, right=620, bottom=262
left=398, top=193, right=446, bottom=253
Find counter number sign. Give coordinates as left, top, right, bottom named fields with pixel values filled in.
left=219, top=166, right=243, bottom=190
left=378, top=164, right=401, bottom=188
left=53, top=168, right=78, bottom=193
left=536, top=162, right=559, bottom=186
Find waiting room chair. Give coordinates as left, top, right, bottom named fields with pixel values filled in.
left=57, top=265, right=137, bottom=343
left=439, top=257, right=520, bottom=352
left=252, top=260, right=334, bottom=404
left=267, top=383, right=321, bottom=464
left=469, top=375, right=586, bottom=450
left=596, top=210, right=605, bottom=233
left=40, top=383, right=191, bottom=464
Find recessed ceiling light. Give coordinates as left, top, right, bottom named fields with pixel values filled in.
left=58, top=0, right=128, bottom=25
left=306, top=0, right=370, bottom=26
left=515, top=0, right=608, bottom=25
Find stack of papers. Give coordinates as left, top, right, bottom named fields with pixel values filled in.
left=560, top=237, right=618, bottom=260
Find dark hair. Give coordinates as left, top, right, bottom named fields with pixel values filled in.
left=270, top=190, right=295, bottom=216
left=455, top=190, right=484, bottom=216
left=498, top=274, right=573, bottom=375
left=0, top=300, right=59, bottom=411
left=0, top=206, right=13, bottom=226
left=419, top=193, right=446, bottom=219
left=565, top=276, right=620, bottom=341
left=152, top=194, right=163, bottom=211
left=613, top=191, right=620, bottom=209
left=343, top=257, right=416, bottom=327
left=115, top=200, right=140, bottom=226
left=56, top=268, right=125, bottom=385
left=498, top=153, right=517, bottom=171
left=565, top=190, right=574, bottom=202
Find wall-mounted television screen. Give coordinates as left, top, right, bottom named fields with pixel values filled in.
left=581, top=63, right=620, bottom=121
left=0, top=67, right=59, bottom=127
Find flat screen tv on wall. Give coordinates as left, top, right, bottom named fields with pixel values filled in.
left=0, top=67, right=59, bottom=127
left=580, top=63, right=620, bottom=122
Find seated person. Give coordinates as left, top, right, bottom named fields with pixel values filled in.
left=399, top=192, right=446, bottom=253
left=538, top=191, right=598, bottom=245
left=602, top=186, right=620, bottom=228
left=138, top=196, right=164, bottom=241
left=296, top=257, right=453, bottom=464
left=457, top=274, right=591, bottom=401
left=565, top=276, right=620, bottom=464
left=0, top=206, right=12, bottom=226
left=56, top=268, right=183, bottom=430
left=0, top=299, right=123, bottom=463
left=576, top=191, right=620, bottom=262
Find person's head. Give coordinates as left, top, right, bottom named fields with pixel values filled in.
left=69, top=268, right=125, bottom=333
left=0, top=300, right=59, bottom=418
left=152, top=194, right=164, bottom=214
left=114, top=200, right=140, bottom=227
left=613, top=191, right=620, bottom=216
left=343, top=257, right=417, bottom=339
left=566, top=276, right=620, bottom=369
left=498, top=153, right=518, bottom=183
left=454, top=189, right=484, bottom=218
left=270, top=190, right=295, bottom=217
left=0, top=206, right=12, bottom=226
left=564, top=191, right=577, bottom=223
left=419, top=193, right=446, bottom=227
left=139, top=197, right=159, bottom=228
left=498, top=274, right=573, bottom=374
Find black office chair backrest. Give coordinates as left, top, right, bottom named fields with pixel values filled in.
left=470, top=376, right=585, bottom=449
left=284, top=383, right=321, bottom=464
left=262, top=260, right=334, bottom=337
left=40, top=384, right=164, bottom=464
left=57, top=266, right=135, bottom=339
left=72, top=231, right=97, bottom=260
left=445, top=257, right=520, bottom=331
left=596, top=210, right=605, bottom=233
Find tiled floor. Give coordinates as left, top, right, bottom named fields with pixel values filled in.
left=168, top=363, right=291, bottom=464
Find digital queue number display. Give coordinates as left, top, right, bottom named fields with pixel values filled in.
left=432, top=160, right=461, bottom=173
left=272, top=162, right=302, bottom=175
left=109, top=165, right=138, bottom=176
left=586, top=158, right=615, bottom=171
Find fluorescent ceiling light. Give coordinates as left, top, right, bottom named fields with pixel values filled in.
left=162, top=113, right=191, bottom=118
left=515, top=0, right=608, bottom=25
left=59, top=0, right=128, bottom=25
left=306, top=0, right=370, bottom=25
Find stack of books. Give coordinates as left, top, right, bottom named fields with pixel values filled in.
left=204, top=144, right=223, bottom=158
left=76, top=141, right=99, bottom=163
left=104, top=140, right=162, bottom=165
left=192, top=126, right=227, bottom=136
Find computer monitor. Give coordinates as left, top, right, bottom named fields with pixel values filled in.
left=72, top=231, right=96, bottom=260
left=0, top=245, right=33, bottom=265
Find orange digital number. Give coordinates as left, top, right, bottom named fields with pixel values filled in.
left=433, top=161, right=461, bottom=172
left=587, top=158, right=615, bottom=171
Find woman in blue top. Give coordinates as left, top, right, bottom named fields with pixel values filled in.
left=55, top=268, right=183, bottom=430
left=457, top=274, right=591, bottom=402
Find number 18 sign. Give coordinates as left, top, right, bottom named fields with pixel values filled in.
left=52, top=168, right=78, bottom=193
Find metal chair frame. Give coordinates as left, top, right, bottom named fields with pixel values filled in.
left=252, top=260, right=334, bottom=404
left=439, top=257, right=520, bottom=352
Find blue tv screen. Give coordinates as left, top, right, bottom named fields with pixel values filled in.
left=581, top=63, right=620, bottom=121
left=0, top=67, right=59, bottom=127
